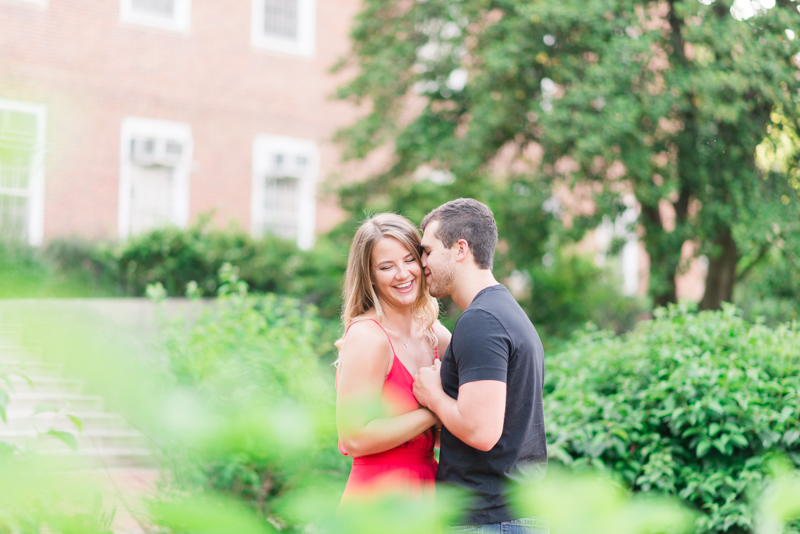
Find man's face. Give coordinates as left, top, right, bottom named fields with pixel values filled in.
left=420, top=220, right=455, bottom=299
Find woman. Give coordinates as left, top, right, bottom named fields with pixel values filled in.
left=336, top=213, right=451, bottom=502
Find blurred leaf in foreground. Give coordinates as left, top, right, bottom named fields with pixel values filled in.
left=512, top=467, right=697, bottom=534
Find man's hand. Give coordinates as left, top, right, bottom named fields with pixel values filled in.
left=413, top=359, right=442, bottom=408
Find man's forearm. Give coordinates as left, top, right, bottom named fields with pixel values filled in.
left=429, top=391, right=495, bottom=451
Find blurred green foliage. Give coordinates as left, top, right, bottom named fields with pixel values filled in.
left=149, top=264, right=347, bottom=531
left=545, top=304, right=800, bottom=533
left=734, top=234, right=800, bottom=326
left=0, top=454, right=116, bottom=534
left=513, top=466, right=697, bottom=534
left=516, top=250, right=646, bottom=342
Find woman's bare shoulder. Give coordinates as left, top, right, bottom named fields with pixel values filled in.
left=341, top=316, right=390, bottom=352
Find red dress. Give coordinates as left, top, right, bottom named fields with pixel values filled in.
left=338, top=319, right=438, bottom=503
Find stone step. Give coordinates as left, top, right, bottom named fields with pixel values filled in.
left=0, top=360, right=64, bottom=379
left=49, top=447, right=156, bottom=469
left=0, top=325, right=24, bottom=347
left=3, top=410, right=129, bottom=431
left=0, top=346, right=42, bottom=361
left=7, top=392, right=105, bottom=412
left=0, top=429, right=151, bottom=450
left=7, top=375, right=83, bottom=395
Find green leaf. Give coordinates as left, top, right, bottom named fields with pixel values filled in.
left=610, top=427, right=629, bottom=441
left=0, top=389, right=8, bottom=423
left=13, top=371, right=33, bottom=387
left=66, top=414, right=84, bottom=432
left=708, top=423, right=721, bottom=437
left=696, top=440, right=712, bottom=458
left=730, top=433, right=749, bottom=448
left=782, top=429, right=800, bottom=445
left=44, top=430, right=78, bottom=452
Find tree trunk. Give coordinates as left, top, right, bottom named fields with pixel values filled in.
left=641, top=204, right=680, bottom=308
left=699, top=226, right=738, bottom=310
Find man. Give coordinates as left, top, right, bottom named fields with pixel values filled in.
left=413, top=198, right=548, bottom=533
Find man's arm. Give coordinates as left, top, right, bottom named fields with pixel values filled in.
left=414, top=360, right=506, bottom=452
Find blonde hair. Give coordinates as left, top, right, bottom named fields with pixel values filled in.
left=335, top=213, right=440, bottom=357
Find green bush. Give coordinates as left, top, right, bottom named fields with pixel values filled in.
left=153, top=266, right=347, bottom=530
left=546, top=305, right=800, bottom=534
left=0, top=239, right=117, bottom=298
left=118, top=219, right=347, bottom=318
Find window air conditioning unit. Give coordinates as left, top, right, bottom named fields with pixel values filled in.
left=267, top=151, right=308, bottom=178
left=131, top=137, right=185, bottom=167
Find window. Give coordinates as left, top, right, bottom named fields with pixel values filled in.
left=252, top=135, right=318, bottom=250
left=118, top=117, right=192, bottom=239
left=120, top=0, right=191, bottom=33
left=251, top=0, right=315, bottom=57
left=9, top=0, right=48, bottom=7
left=0, top=99, right=46, bottom=245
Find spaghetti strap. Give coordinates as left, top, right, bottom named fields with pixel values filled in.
left=345, top=318, right=397, bottom=356
left=432, top=327, right=439, bottom=360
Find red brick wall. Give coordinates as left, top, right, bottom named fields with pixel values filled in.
left=0, top=0, right=361, bottom=240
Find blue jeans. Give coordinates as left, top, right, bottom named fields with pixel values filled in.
left=446, top=517, right=550, bottom=533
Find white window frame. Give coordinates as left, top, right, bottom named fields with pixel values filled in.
left=251, top=0, right=316, bottom=57
left=120, top=0, right=191, bottom=33
left=0, top=98, right=47, bottom=246
left=118, top=116, right=193, bottom=239
left=252, top=134, right=318, bottom=250
left=7, top=0, right=48, bottom=8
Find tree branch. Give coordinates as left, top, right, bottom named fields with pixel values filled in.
left=736, top=240, right=775, bottom=282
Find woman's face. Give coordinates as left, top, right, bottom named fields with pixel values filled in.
left=370, top=236, right=422, bottom=310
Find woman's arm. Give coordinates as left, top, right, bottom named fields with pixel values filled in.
left=336, top=320, right=438, bottom=457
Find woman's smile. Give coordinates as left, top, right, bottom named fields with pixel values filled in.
left=394, top=279, right=414, bottom=293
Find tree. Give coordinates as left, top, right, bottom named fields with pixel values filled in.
left=334, top=0, right=800, bottom=309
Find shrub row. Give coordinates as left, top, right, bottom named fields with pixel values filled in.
left=43, top=219, right=349, bottom=318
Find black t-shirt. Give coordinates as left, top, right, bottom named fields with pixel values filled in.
left=436, top=284, right=547, bottom=525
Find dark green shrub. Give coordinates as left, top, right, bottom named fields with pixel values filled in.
left=118, top=219, right=347, bottom=318
left=0, top=239, right=118, bottom=298
left=44, top=238, right=120, bottom=295
left=546, top=305, right=800, bottom=533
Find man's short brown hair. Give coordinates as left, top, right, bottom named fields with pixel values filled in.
left=420, top=198, right=498, bottom=270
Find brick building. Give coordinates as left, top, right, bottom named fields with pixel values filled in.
left=0, top=0, right=360, bottom=248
